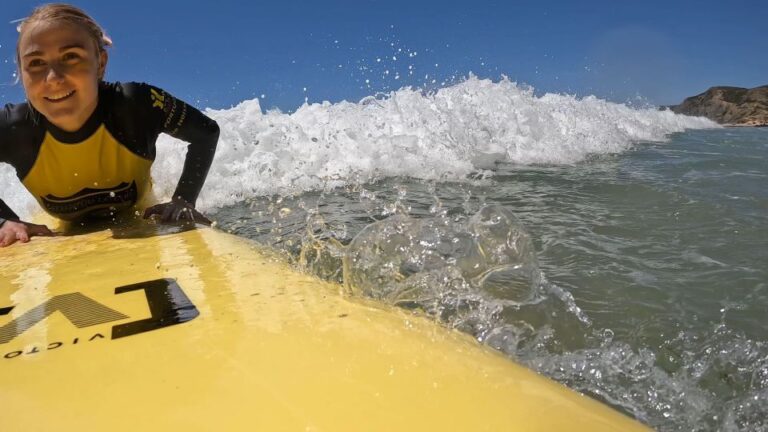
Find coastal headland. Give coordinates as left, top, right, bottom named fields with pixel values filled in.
left=667, top=85, right=768, bottom=127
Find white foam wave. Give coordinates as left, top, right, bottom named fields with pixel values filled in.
left=2, top=76, right=718, bottom=217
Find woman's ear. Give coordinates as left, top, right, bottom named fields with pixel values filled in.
left=98, top=49, right=108, bottom=80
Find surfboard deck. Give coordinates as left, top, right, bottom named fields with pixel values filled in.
left=0, top=224, right=649, bottom=431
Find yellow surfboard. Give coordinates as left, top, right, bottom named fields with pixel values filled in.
left=0, top=224, right=649, bottom=431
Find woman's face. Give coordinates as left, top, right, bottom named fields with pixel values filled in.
left=18, top=21, right=107, bottom=132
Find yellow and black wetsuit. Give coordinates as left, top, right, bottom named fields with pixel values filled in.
left=0, top=81, right=219, bottom=223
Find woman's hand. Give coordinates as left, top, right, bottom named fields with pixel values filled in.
left=142, top=197, right=212, bottom=226
left=0, top=220, right=55, bottom=247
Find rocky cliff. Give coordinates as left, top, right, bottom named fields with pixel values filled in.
left=668, top=85, right=768, bottom=126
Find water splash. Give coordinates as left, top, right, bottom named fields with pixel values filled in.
left=344, top=205, right=540, bottom=304
left=152, top=76, right=718, bottom=212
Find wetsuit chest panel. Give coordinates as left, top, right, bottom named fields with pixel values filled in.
left=21, top=125, right=152, bottom=220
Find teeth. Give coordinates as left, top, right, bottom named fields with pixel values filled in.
left=46, top=90, right=74, bottom=101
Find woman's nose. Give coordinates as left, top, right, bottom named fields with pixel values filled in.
left=46, top=64, right=65, bottom=83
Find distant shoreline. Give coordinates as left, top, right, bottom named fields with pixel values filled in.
left=723, top=123, right=767, bottom=127
left=667, top=85, right=767, bottom=127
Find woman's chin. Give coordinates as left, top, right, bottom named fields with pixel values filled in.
left=40, top=110, right=86, bottom=131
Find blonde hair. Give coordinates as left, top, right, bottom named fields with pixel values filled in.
left=16, top=3, right=112, bottom=66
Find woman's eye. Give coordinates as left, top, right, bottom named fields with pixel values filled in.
left=26, top=59, right=46, bottom=68
left=62, top=52, right=81, bottom=62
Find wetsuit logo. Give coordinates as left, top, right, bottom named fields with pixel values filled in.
left=40, top=181, right=138, bottom=219
left=150, top=88, right=165, bottom=109
left=1, top=279, right=199, bottom=359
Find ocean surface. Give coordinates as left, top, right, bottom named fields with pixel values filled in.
left=3, top=77, right=766, bottom=431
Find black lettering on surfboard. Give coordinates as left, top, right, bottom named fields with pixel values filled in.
left=1, top=279, right=199, bottom=359
left=3, top=334, right=109, bottom=359
left=0, top=293, right=128, bottom=344
left=4, top=350, right=22, bottom=359
left=111, top=279, right=199, bottom=339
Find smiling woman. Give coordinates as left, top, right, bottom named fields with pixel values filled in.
left=16, top=5, right=110, bottom=132
left=0, top=3, right=220, bottom=247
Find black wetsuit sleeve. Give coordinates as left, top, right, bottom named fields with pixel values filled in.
left=0, top=147, right=20, bottom=220
left=0, top=200, right=19, bottom=221
left=126, top=83, right=220, bottom=205
left=0, top=104, right=24, bottom=221
left=163, top=94, right=220, bottom=205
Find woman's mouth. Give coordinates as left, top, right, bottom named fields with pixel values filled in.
left=44, top=90, right=76, bottom=102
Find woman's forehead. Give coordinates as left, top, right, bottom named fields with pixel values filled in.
left=19, top=21, right=93, bottom=55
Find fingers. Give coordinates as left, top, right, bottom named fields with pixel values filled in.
left=175, top=207, right=212, bottom=226
left=16, top=230, right=30, bottom=243
left=172, top=206, right=188, bottom=222
left=142, top=206, right=157, bottom=219
left=142, top=202, right=212, bottom=226
left=142, top=204, right=173, bottom=222
left=160, top=204, right=175, bottom=222
left=190, top=209, right=212, bottom=226
left=0, top=221, right=51, bottom=247
left=0, top=230, right=17, bottom=247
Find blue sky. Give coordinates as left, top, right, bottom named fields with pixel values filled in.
left=1, top=0, right=766, bottom=111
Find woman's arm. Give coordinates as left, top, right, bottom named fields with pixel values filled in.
left=138, top=85, right=220, bottom=224
left=167, top=105, right=220, bottom=206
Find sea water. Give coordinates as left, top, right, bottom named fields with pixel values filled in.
left=2, top=77, right=765, bottom=431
